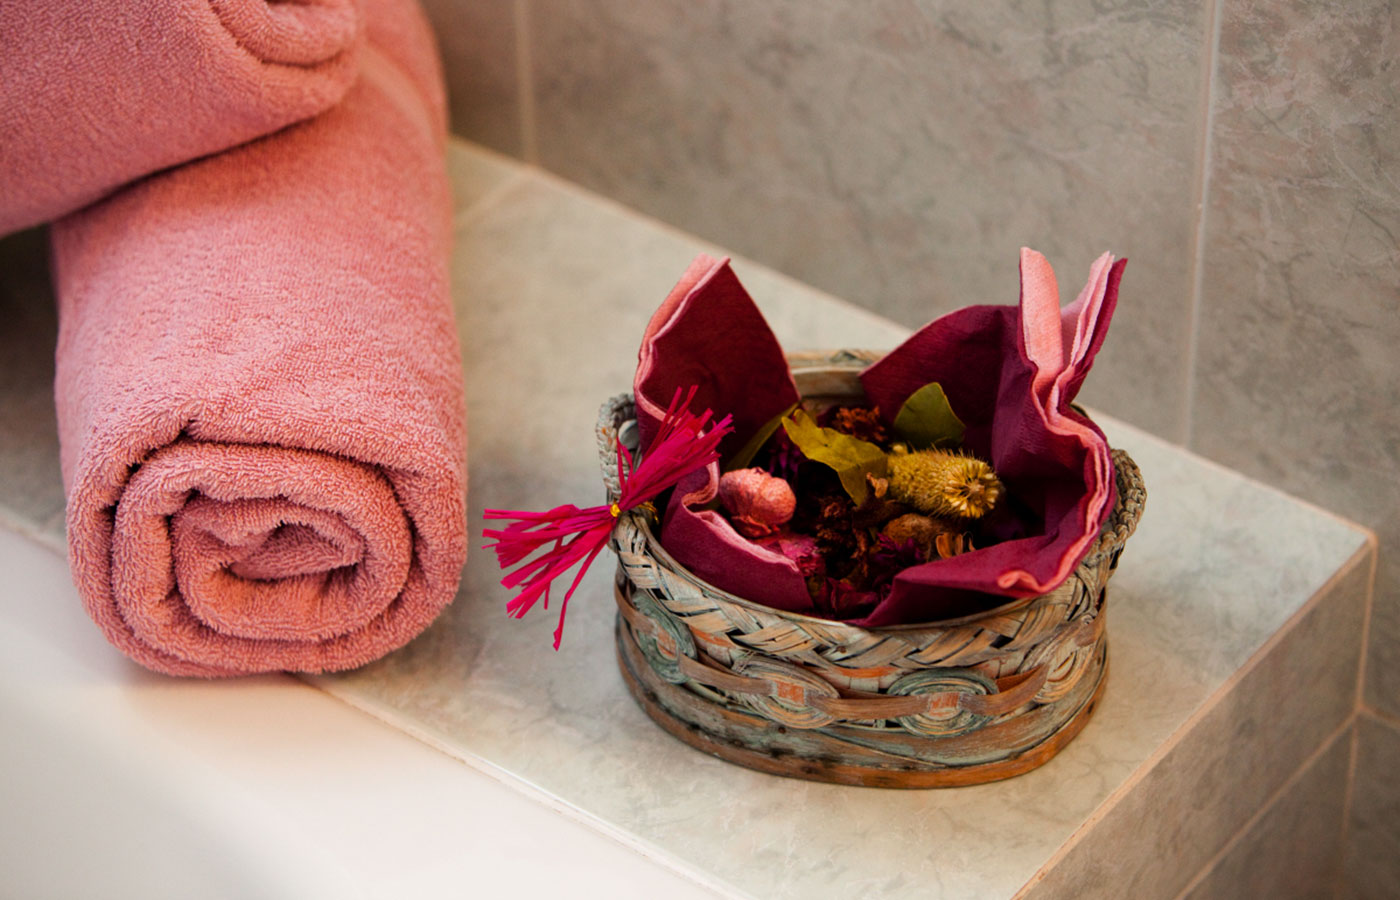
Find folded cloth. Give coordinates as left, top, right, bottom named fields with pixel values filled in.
left=0, top=0, right=362, bottom=236
left=856, top=248, right=1124, bottom=623
left=635, top=252, right=1124, bottom=626
left=51, top=0, right=466, bottom=676
left=633, top=259, right=807, bottom=612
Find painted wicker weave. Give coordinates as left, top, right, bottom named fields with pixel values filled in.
left=602, top=353, right=1146, bottom=787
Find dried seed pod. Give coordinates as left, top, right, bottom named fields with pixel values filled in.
left=887, top=448, right=1003, bottom=519
left=882, top=512, right=964, bottom=560
left=850, top=473, right=908, bottom=530
left=719, top=467, right=797, bottom=538
left=882, top=512, right=950, bottom=549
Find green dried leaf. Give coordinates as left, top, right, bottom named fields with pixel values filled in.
left=781, top=409, right=888, bottom=504
left=893, top=382, right=965, bottom=449
left=725, top=402, right=798, bottom=472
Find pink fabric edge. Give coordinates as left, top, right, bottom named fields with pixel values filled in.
left=997, top=253, right=1122, bottom=594
left=634, top=253, right=728, bottom=441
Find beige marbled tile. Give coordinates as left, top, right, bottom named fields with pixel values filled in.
left=447, top=139, right=528, bottom=215
left=1190, top=0, right=1400, bottom=720
left=1021, top=555, right=1369, bottom=899
left=421, top=0, right=525, bottom=157
left=0, top=228, right=65, bottom=552
left=316, top=160, right=1372, bottom=900
left=1342, top=712, right=1400, bottom=900
left=527, top=0, right=1210, bottom=440
left=1181, top=724, right=1350, bottom=900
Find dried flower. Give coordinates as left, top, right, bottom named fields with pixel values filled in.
left=810, top=492, right=857, bottom=559
left=870, top=533, right=928, bottom=571
left=719, top=467, right=796, bottom=537
left=763, top=427, right=804, bottom=485
left=755, top=531, right=824, bottom=577
left=849, top=473, right=908, bottom=531
left=883, top=512, right=949, bottom=553
left=828, top=406, right=889, bottom=444
left=887, top=448, right=1003, bottom=520
left=881, top=513, right=975, bottom=560
left=812, top=578, right=882, bottom=618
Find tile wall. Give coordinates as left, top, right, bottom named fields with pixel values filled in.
left=423, top=0, right=1396, bottom=893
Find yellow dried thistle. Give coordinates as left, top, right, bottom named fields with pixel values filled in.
left=887, top=447, right=1004, bottom=520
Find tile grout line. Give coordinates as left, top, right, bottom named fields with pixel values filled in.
left=1180, top=0, right=1225, bottom=449
left=0, top=507, right=65, bottom=557
left=1333, top=721, right=1362, bottom=900
left=1332, top=547, right=1379, bottom=899
left=451, top=168, right=532, bottom=231
left=1352, top=548, right=1379, bottom=724
left=1359, top=704, right=1400, bottom=731
left=514, top=0, right=539, bottom=165
left=1171, top=717, right=1355, bottom=900
left=1012, top=545, right=1372, bottom=900
left=1089, top=408, right=1378, bottom=543
left=512, top=160, right=936, bottom=339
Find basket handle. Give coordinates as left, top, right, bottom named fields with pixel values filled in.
left=1096, top=449, right=1146, bottom=558
left=596, top=393, right=637, bottom=500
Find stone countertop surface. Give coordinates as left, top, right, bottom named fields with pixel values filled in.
left=0, top=139, right=1375, bottom=900
left=314, top=143, right=1374, bottom=899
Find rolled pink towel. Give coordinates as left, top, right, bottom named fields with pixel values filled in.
left=0, top=0, right=362, bottom=235
left=52, top=0, right=466, bottom=676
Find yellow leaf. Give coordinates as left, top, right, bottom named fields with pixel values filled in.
left=781, top=409, right=888, bottom=504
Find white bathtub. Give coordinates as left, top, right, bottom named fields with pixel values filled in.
left=0, top=527, right=717, bottom=899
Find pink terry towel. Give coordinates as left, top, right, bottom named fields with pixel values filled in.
left=51, top=0, right=467, bottom=676
left=0, top=0, right=362, bottom=236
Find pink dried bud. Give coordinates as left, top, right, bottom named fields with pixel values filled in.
left=718, top=467, right=796, bottom=538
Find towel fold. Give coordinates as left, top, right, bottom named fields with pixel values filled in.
left=0, top=0, right=362, bottom=236
left=52, top=0, right=466, bottom=676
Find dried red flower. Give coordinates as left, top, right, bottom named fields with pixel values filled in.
left=828, top=406, right=889, bottom=445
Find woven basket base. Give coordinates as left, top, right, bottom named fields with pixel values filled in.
left=616, top=615, right=1108, bottom=789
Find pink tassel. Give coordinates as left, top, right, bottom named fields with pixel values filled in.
left=483, top=386, right=733, bottom=649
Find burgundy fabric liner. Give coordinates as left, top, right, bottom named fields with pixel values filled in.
left=634, top=253, right=1126, bottom=626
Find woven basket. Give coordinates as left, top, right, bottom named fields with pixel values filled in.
left=601, top=351, right=1145, bottom=788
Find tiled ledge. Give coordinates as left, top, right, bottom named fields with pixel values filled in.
left=311, top=142, right=1375, bottom=899
left=0, top=140, right=1375, bottom=899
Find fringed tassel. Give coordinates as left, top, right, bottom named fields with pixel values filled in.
left=483, top=386, right=733, bottom=648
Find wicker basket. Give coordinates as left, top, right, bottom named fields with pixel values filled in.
left=601, top=352, right=1145, bottom=788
